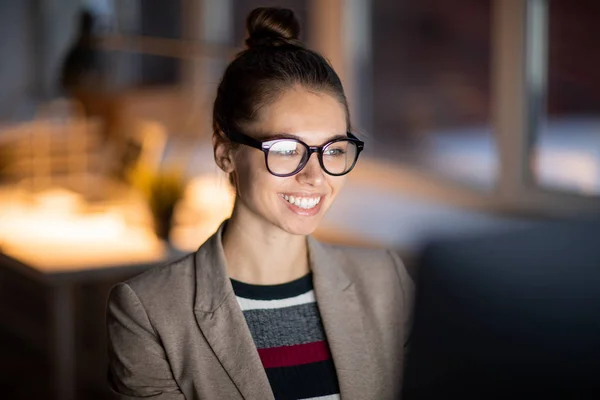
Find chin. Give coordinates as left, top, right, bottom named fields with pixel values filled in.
left=279, top=218, right=322, bottom=237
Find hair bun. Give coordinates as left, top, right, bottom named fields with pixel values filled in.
left=245, top=7, right=302, bottom=49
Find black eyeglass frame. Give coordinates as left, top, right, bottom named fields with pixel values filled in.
left=225, top=129, right=365, bottom=177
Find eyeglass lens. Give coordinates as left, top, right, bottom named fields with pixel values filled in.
left=266, top=139, right=358, bottom=176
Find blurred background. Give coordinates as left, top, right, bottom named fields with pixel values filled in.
left=0, top=0, right=599, bottom=399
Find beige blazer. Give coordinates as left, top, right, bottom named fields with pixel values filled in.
left=107, top=222, right=414, bottom=400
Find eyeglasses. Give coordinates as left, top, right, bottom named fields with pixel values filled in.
left=225, top=129, right=364, bottom=177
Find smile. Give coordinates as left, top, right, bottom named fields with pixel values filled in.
left=281, top=194, right=322, bottom=210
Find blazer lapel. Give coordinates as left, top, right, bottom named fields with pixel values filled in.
left=308, top=237, right=379, bottom=400
left=192, top=224, right=274, bottom=400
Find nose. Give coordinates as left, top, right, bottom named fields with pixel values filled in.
left=296, top=152, right=324, bottom=186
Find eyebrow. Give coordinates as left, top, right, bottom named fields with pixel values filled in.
left=264, top=132, right=349, bottom=143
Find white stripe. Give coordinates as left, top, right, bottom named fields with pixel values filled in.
left=299, top=395, right=340, bottom=400
left=236, top=290, right=315, bottom=311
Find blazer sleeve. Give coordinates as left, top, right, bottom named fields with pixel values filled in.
left=106, top=282, right=186, bottom=400
left=387, top=250, right=415, bottom=347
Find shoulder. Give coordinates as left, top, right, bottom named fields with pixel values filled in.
left=108, top=253, right=197, bottom=317
left=317, top=242, right=414, bottom=333
left=319, top=242, right=403, bottom=272
left=318, top=242, right=411, bottom=289
left=126, top=252, right=196, bottom=292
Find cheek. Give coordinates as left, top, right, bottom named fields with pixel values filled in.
left=327, top=176, right=347, bottom=196
left=234, top=151, right=276, bottom=196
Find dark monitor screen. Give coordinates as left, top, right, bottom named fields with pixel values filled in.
left=402, top=219, right=600, bottom=399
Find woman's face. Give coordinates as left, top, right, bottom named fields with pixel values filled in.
left=230, top=86, right=348, bottom=236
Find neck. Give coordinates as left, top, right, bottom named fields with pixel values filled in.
left=222, top=204, right=310, bottom=285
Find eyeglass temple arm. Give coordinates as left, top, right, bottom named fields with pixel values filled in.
left=225, top=129, right=263, bottom=150
left=347, top=132, right=365, bottom=150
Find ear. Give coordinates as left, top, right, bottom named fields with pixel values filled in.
left=213, top=131, right=235, bottom=174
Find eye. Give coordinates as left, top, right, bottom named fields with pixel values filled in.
left=269, top=140, right=302, bottom=157
left=324, top=148, right=346, bottom=156
left=273, top=149, right=299, bottom=156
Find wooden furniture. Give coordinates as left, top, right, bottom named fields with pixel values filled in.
left=0, top=185, right=180, bottom=400
left=0, top=248, right=184, bottom=400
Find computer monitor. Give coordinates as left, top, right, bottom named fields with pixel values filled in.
left=402, top=219, right=600, bottom=399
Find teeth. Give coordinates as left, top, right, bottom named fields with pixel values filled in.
left=282, top=195, right=322, bottom=209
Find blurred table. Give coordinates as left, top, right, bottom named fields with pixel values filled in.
left=0, top=186, right=183, bottom=400
left=0, top=253, right=185, bottom=400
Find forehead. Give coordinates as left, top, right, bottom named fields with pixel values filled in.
left=251, top=86, right=347, bottom=142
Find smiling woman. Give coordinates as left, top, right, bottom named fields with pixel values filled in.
left=106, top=7, right=414, bottom=400
left=216, top=86, right=352, bottom=236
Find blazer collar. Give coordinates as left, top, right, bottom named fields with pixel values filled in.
left=193, top=220, right=232, bottom=313
left=193, top=221, right=354, bottom=313
left=307, top=234, right=353, bottom=292
left=192, top=221, right=274, bottom=399
left=193, top=221, right=375, bottom=400
left=308, top=236, right=378, bottom=399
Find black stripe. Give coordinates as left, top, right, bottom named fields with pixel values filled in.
left=242, top=303, right=326, bottom=348
left=265, top=359, right=340, bottom=400
left=231, top=273, right=313, bottom=300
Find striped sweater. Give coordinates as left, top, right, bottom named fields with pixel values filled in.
left=231, top=273, right=341, bottom=400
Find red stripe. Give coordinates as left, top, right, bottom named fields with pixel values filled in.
left=257, top=341, right=332, bottom=369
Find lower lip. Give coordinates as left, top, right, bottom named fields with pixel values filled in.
left=280, top=196, right=324, bottom=217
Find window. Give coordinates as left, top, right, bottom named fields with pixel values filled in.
left=371, top=0, right=495, bottom=189
left=532, top=0, right=600, bottom=196
left=352, top=0, right=600, bottom=216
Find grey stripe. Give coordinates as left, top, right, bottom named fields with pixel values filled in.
left=242, top=302, right=326, bottom=348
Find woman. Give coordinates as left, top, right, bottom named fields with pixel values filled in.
left=107, top=7, right=413, bottom=400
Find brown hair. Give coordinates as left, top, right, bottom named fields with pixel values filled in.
left=212, top=7, right=351, bottom=139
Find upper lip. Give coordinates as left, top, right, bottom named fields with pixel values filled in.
left=280, top=192, right=325, bottom=197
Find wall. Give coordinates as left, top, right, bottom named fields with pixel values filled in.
left=0, top=0, right=35, bottom=121
left=0, top=0, right=83, bottom=122
left=37, top=0, right=82, bottom=98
